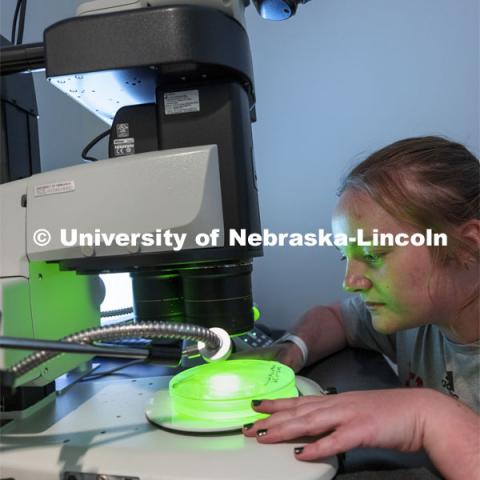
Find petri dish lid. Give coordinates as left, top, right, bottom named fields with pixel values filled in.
left=169, top=360, right=298, bottom=424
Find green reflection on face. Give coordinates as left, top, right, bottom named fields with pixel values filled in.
left=338, top=243, right=391, bottom=269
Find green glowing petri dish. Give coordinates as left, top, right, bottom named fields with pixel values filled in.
left=169, top=360, right=298, bottom=426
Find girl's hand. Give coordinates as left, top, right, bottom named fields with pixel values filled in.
left=244, top=389, right=429, bottom=457
left=243, top=388, right=480, bottom=479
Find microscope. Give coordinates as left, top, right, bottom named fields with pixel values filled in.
left=1, top=0, right=265, bottom=405
left=0, top=1, right=338, bottom=478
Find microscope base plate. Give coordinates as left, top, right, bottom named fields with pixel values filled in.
left=0, top=375, right=337, bottom=480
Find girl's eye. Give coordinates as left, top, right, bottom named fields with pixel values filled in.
left=363, top=253, right=384, bottom=265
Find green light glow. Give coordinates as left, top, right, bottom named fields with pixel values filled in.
left=206, top=373, right=242, bottom=398
left=169, top=360, right=298, bottom=425
left=252, top=305, right=260, bottom=322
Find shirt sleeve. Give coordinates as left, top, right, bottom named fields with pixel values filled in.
left=340, top=295, right=397, bottom=362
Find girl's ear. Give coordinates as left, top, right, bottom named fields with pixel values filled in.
left=457, top=219, right=480, bottom=268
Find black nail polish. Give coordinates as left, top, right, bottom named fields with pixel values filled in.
left=294, top=446, right=304, bottom=455
left=256, top=429, right=268, bottom=437
left=243, top=423, right=254, bottom=430
left=251, top=400, right=263, bottom=407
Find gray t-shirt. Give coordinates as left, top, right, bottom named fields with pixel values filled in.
left=340, top=295, right=480, bottom=413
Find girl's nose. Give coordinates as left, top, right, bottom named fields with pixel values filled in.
left=343, top=261, right=373, bottom=292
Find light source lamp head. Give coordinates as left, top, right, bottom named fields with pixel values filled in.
left=252, top=0, right=311, bottom=20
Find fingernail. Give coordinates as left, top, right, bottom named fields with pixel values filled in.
left=256, top=429, right=268, bottom=437
left=251, top=400, right=263, bottom=407
left=294, top=446, right=304, bottom=455
left=243, top=423, right=254, bottom=430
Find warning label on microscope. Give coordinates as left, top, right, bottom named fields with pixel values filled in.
left=113, top=138, right=135, bottom=156
left=164, top=90, right=200, bottom=115
left=34, top=181, right=75, bottom=197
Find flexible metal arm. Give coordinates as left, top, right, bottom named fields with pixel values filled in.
left=6, top=322, right=225, bottom=379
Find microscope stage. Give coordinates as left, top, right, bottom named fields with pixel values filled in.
left=0, top=376, right=338, bottom=480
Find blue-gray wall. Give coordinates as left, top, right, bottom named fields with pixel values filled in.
left=2, top=0, right=478, bottom=329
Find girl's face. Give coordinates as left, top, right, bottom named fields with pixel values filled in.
left=332, top=189, right=452, bottom=334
